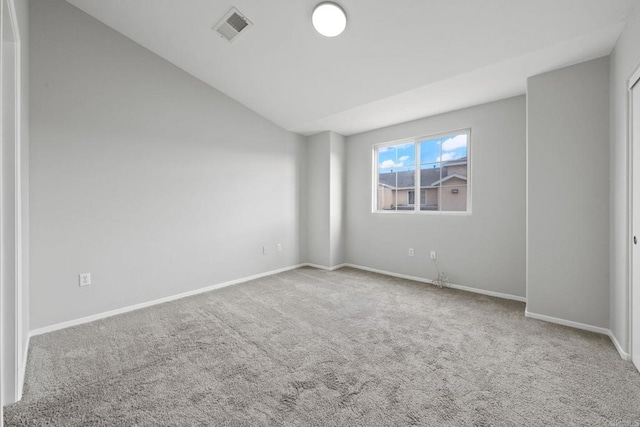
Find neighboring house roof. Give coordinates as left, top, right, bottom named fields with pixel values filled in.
left=443, top=157, right=467, bottom=166
left=430, top=174, right=468, bottom=186
left=379, top=160, right=467, bottom=189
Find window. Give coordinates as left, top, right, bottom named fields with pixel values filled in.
left=407, top=189, right=427, bottom=206
left=374, top=130, right=470, bottom=213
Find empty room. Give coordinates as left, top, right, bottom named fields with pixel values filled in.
left=2, top=0, right=640, bottom=425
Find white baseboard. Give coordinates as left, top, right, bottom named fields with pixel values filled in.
left=28, top=262, right=631, bottom=363
left=340, top=263, right=527, bottom=303
left=524, top=310, right=609, bottom=334
left=30, top=264, right=306, bottom=336
left=447, top=282, right=527, bottom=303
left=303, top=263, right=347, bottom=272
left=524, top=309, right=631, bottom=361
left=17, top=334, right=30, bottom=399
left=607, top=330, right=631, bottom=361
left=29, top=262, right=521, bottom=337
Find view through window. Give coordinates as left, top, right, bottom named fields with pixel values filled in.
left=374, top=130, right=470, bottom=213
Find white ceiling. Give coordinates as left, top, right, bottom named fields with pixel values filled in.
left=65, top=0, right=639, bottom=136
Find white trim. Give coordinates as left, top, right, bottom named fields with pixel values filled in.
left=414, top=142, right=420, bottom=207
left=30, top=264, right=306, bottom=336
left=447, top=282, right=526, bottom=303
left=628, top=70, right=633, bottom=364
left=525, top=310, right=631, bottom=361
left=631, top=78, right=635, bottom=370
left=1, top=0, right=22, bottom=406
left=17, top=333, right=28, bottom=398
left=524, top=309, right=609, bottom=335
left=609, top=330, right=631, bottom=361
left=525, top=72, right=530, bottom=343
left=373, top=209, right=472, bottom=216
left=628, top=63, right=640, bottom=367
left=340, top=263, right=526, bottom=302
left=1, top=0, right=4, bottom=415
left=9, top=0, right=22, bottom=403
left=303, top=263, right=347, bottom=272
left=343, top=263, right=432, bottom=283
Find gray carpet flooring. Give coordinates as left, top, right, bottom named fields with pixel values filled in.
left=4, top=267, right=640, bottom=426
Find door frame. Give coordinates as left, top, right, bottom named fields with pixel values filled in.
left=0, top=0, right=22, bottom=411
left=628, top=63, right=640, bottom=366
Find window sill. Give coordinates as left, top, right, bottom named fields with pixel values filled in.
left=372, top=210, right=472, bottom=216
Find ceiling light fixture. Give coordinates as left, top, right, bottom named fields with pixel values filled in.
left=312, top=2, right=347, bottom=37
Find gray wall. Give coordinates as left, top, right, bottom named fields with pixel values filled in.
left=345, top=96, right=526, bottom=298
left=610, top=4, right=640, bottom=351
left=527, top=57, right=610, bottom=328
left=306, top=132, right=331, bottom=267
left=305, top=131, right=346, bottom=268
left=329, top=132, right=346, bottom=267
left=29, top=0, right=306, bottom=329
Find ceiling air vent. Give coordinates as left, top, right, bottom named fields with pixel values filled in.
left=214, top=8, right=252, bottom=43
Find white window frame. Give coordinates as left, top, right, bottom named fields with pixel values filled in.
left=372, top=128, right=472, bottom=215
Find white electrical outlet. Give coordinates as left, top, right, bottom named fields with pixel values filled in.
left=408, top=248, right=414, bottom=257
left=277, top=243, right=282, bottom=252
left=430, top=251, right=437, bottom=260
left=79, top=273, right=91, bottom=287
left=263, top=246, right=268, bottom=255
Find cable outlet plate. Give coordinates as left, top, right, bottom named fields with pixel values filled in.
left=79, top=273, right=91, bottom=287
left=430, top=251, right=437, bottom=260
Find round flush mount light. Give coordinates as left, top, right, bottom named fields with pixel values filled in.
left=312, top=2, right=347, bottom=37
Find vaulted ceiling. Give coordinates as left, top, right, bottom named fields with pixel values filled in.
left=65, top=0, right=639, bottom=135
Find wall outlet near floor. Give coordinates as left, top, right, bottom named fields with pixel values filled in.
left=277, top=243, right=282, bottom=252
left=408, top=248, right=414, bottom=257
left=430, top=251, right=437, bottom=260
left=79, top=273, right=91, bottom=287
left=263, top=246, right=268, bottom=255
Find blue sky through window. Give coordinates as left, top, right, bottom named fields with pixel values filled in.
left=378, top=134, right=467, bottom=171
left=377, top=143, right=414, bottom=172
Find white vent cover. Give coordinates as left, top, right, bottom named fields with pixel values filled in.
left=214, top=8, right=252, bottom=43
